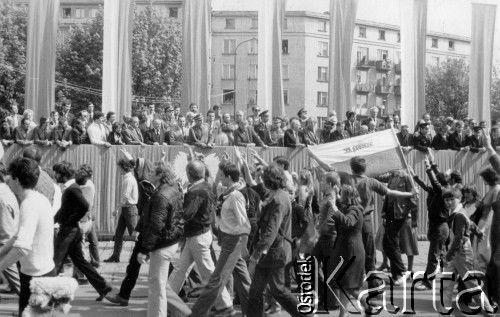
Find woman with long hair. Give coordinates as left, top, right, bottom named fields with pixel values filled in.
left=297, top=169, right=316, bottom=254
left=329, top=184, right=375, bottom=317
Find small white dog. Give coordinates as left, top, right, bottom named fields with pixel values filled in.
left=22, top=277, right=78, bottom=317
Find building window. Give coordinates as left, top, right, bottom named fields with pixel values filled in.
left=431, top=38, right=438, bottom=48
left=359, top=27, right=366, bottom=38
left=225, top=18, right=235, bottom=29
left=318, top=20, right=327, bottom=32
left=248, top=90, right=258, bottom=105
left=395, top=51, right=401, bottom=64
left=222, top=64, right=235, bottom=79
left=282, top=64, right=289, bottom=79
left=89, top=8, right=98, bottom=18
left=357, top=47, right=369, bottom=64
left=169, top=8, right=178, bottom=18
left=251, top=18, right=258, bottom=29
left=317, top=92, right=327, bottom=107
left=223, top=90, right=235, bottom=104
left=283, top=89, right=289, bottom=105
left=62, top=8, right=71, bottom=19
left=75, top=8, right=85, bottom=19
left=318, top=67, right=328, bottom=82
left=282, top=39, right=289, bottom=54
left=432, top=56, right=440, bottom=67
left=378, top=30, right=386, bottom=41
left=448, top=40, right=455, bottom=50
left=248, top=39, right=258, bottom=54
left=249, top=64, right=258, bottom=79
left=283, top=18, right=288, bottom=29
left=223, top=39, right=236, bottom=54
left=377, top=49, right=388, bottom=61
left=397, top=32, right=400, bottom=43
left=318, top=41, right=328, bottom=57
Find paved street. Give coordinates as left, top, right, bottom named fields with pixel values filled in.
left=0, top=240, right=491, bottom=317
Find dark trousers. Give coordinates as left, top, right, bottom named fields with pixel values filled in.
left=424, top=222, right=449, bottom=280
left=311, top=235, right=337, bottom=308
left=362, top=216, right=377, bottom=287
left=53, top=226, right=108, bottom=294
left=19, top=269, right=55, bottom=316
left=111, top=205, right=139, bottom=260
left=486, top=260, right=500, bottom=303
left=119, top=236, right=143, bottom=300
left=247, top=265, right=302, bottom=317
left=383, top=217, right=406, bottom=278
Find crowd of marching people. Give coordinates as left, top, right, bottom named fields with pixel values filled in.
left=1, top=98, right=500, bottom=317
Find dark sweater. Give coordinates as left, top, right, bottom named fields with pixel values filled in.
left=425, top=164, right=450, bottom=224
left=54, top=184, right=90, bottom=227
left=183, top=181, right=215, bottom=237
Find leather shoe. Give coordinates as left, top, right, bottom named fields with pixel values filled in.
left=105, top=294, right=129, bottom=306
left=103, top=257, right=119, bottom=263
left=96, top=285, right=113, bottom=301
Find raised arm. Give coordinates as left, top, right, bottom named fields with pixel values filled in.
left=306, top=148, right=334, bottom=171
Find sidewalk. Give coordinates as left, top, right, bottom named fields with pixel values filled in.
left=0, top=240, right=483, bottom=317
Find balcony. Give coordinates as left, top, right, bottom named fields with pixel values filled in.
left=375, top=84, right=392, bottom=94
left=394, top=63, right=401, bottom=74
left=375, top=60, right=392, bottom=72
left=356, top=59, right=375, bottom=70
left=356, top=83, right=375, bottom=94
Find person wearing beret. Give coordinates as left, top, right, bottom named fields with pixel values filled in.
left=267, top=116, right=285, bottom=147
left=254, top=110, right=271, bottom=145
left=467, top=126, right=486, bottom=153
left=413, top=122, right=432, bottom=153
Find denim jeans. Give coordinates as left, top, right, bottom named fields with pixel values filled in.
left=247, top=265, right=302, bottom=317
left=148, top=243, right=191, bottom=317
left=111, top=205, right=139, bottom=260
left=168, top=230, right=232, bottom=310
left=442, top=241, right=494, bottom=313
left=190, top=232, right=251, bottom=317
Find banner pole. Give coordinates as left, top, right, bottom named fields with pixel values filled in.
left=391, top=127, right=418, bottom=193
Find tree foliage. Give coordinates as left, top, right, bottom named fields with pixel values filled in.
left=55, top=9, right=104, bottom=113
left=0, top=2, right=28, bottom=118
left=491, top=66, right=500, bottom=120
left=425, top=58, right=470, bottom=120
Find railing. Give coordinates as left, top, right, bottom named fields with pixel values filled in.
left=356, top=83, right=375, bottom=93
left=375, top=60, right=392, bottom=71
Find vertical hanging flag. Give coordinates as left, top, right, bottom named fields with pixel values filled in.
left=181, top=0, right=212, bottom=115
left=102, top=0, right=134, bottom=120
left=328, top=0, right=358, bottom=116
left=258, top=0, right=286, bottom=117
left=25, top=0, right=60, bottom=121
left=468, top=1, right=496, bottom=125
left=400, top=0, right=427, bottom=126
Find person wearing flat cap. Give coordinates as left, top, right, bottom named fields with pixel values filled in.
left=188, top=114, right=211, bottom=149
left=467, top=126, right=486, bottom=153
left=413, top=122, right=432, bottom=153
left=297, top=108, right=308, bottom=129
left=254, top=110, right=271, bottom=145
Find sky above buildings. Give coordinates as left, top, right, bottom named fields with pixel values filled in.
left=212, top=0, right=500, bottom=61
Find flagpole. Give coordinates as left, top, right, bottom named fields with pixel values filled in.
left=390, top=127, right=418, bottom=193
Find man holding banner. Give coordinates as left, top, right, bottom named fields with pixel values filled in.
left=308, top=129, right=417, bottom=290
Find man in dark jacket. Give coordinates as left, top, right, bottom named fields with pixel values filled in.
left=136, top=161, right=191, bottom=317
left=234, top=119, right=266, bottom=147
left=284, top=118, right=307, bottom=148
left=397, top=125, right=414, bottom=152
left=168, top=160, right=233, bottom=313
left=467, top=126, right=485, bottom=153
left=71, top=118, right=90, bottom=145
left=448, top=120, right=469, bottom=151
left=145, top=119, right=167, bottom=145
left=410, top=155, right=450, bottom=291
left=52, top=162, right=112, bottom=300
left=413, top=122, right=432, bottom=153
left=431, top=125, right=449, bottom=150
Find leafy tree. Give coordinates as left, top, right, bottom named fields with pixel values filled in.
left=0, top=2, right=28, bottom=119
left=491, top=66, right=500, bottom=121
left=56, top=5, right=182, bottom=115
left=132, top=6, right=182, bottom=113
left=425, top=58, right=469, bottom=120
left=55, top=9, right=104, bottom=113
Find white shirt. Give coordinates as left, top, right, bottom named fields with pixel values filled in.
left=52, top=183, right=62, bottom=217
left=120, top=172, right=138, bottom=206
left=14, top=190, right=54, bottom=276
left=61, top=179, right=75, bottom=192
left=218, top=189, right=251, bottom=235
left=87, top=122, right=108, bottom=145
left=0, top=183, right=19, bottom=246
